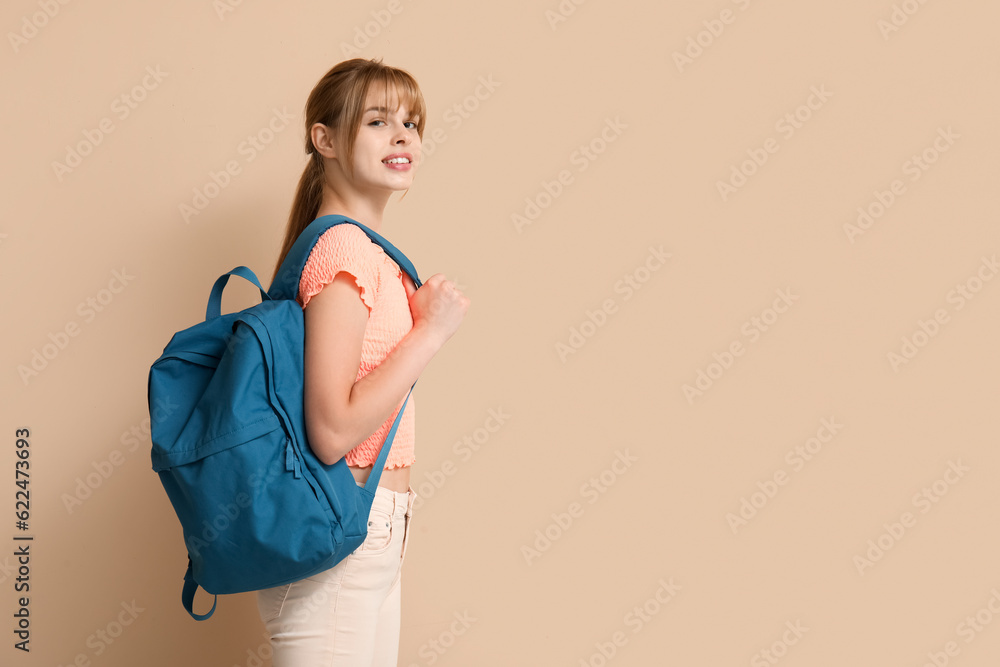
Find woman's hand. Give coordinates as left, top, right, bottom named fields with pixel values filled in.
left=404, top=273, right=470, bottom=345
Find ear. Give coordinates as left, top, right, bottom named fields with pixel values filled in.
left=310, top=122, right=337, bottom=160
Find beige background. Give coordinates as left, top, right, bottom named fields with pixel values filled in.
left=2, top=0, right=999, bottom=665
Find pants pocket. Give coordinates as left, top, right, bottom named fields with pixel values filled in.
left=361, top=506, right=394, bottom=554
left=257, top=582, right=292, bottom=624
left=400, top=490, right=415, bottom=564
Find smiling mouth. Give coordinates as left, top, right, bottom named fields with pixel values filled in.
left=382, top=157, right=411, bottom=164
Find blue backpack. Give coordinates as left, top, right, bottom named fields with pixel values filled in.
left=148, top=215, right=421, bottom=621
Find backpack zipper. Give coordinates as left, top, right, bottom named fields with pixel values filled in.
left=284, top=438, right=302, bottom=478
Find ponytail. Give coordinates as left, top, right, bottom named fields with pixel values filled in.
left=271, top=151, right=324, bottom=285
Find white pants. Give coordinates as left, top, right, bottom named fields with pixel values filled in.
left=256, top=483, right=416, bottom=666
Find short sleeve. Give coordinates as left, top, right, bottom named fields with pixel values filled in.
left=298, top=224, right=379, bottom=313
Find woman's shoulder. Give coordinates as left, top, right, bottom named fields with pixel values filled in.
left=314, top=222, right=377, bottom=255
left=298, top=223, right=384, bottom=309
left=305, top=223, right=386, bottom=276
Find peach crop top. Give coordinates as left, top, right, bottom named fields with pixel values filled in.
left=297, top=223, right=415, bottom=470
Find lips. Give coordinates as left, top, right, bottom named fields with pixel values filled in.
left=382, top=153, right=412, bottom=164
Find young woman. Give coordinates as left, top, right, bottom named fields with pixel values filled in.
left=257, top=57, right=469, bottom=665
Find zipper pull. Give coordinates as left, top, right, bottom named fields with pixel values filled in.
left=284, top=439, right=302, bottom=478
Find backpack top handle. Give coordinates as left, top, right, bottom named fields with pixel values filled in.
left=205, top=266, right=272, bottom=321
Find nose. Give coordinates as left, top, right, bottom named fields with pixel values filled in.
left=391, top=120, right=411, bottom=145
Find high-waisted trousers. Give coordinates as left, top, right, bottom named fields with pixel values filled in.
left=256, top=483, right=416, bottom=666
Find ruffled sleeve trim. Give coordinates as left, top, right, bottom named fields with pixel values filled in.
left=297, top=224, right=379, bottom=313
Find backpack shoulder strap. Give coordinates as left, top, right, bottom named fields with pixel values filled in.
left=268, top=215, right=422, bottom=300
left=266, top=214, right=421, bottom=495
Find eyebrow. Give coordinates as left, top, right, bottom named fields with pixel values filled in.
left=364, top=106, right=419, bottom=118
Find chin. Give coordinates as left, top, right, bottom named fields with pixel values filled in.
left=390, top=177, right=415, bottom=190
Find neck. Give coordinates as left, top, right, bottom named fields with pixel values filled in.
left=317, top=178, right=391, bottom=233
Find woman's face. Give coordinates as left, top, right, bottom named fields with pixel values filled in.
left=348, top=86, right=421, bottom=194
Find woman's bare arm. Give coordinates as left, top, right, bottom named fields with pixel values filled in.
left=302, top=271, right=442, bottom=465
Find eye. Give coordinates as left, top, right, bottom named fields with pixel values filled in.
left=368, top=118, right=418, bottom=130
